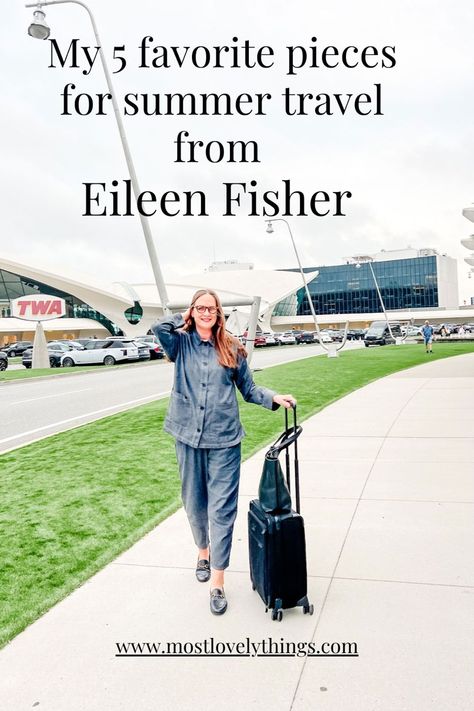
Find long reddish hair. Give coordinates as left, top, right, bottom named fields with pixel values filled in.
left=183, top=289, right=247, bottom=368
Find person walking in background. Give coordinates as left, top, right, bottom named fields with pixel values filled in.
left=153, top=288, right=296, bottom=615
left=422, top=320, right=434, bottom=354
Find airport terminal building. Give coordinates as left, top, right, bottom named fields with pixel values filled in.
left=283, top=247, right=459, bottom=316
left=0, top=248, right=469, bottom=345
left=0, top=256, right=318, bottom=344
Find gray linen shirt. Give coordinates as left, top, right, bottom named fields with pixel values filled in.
left=152, top=314, right=278, bottom=448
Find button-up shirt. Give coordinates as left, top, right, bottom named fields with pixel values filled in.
left=153, top=314, right=278, bottom=448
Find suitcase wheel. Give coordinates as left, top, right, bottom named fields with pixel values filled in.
left=271, top=609, right=283, bottom=622
left=303, top=603, right=314, bottom=615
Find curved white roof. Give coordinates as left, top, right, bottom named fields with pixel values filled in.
left=0, top=256, right=317, bottom=312
left=0, top=256, right=135, bottom=308
left=0, top=255, right=319, bottom=335
left=130, top=269, right=318, bottom=311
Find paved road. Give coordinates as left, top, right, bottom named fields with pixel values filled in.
left=0, top=341, right=363, bottom=453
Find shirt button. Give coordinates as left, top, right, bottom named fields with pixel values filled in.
left=202, top=383, right=206, bottom=387
left=197, top=428, right=201, bottom=432
left=200, top=406, right=204, bottom=410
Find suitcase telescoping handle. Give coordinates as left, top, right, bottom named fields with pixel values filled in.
left=271, top=404, right=301, bottom=452
left=268, top=405, right=302, bottom=513
left=285, top=404, right=301, bottom=513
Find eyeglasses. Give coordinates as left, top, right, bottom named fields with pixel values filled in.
left=194, top=305, right=217, bottom=314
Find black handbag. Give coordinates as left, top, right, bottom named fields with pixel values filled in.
left=258, top=408, right=302, bottom=514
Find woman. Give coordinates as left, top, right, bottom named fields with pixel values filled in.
left=153, top=289, right=295, bottom=615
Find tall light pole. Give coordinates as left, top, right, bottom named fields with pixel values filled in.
left=352, top=255, right=393, bottom=339
left=25, top=1, right=171, bottom=315
left=265, top=218, right=348, bottom=356
left=461, top=206, right=474, bottom=281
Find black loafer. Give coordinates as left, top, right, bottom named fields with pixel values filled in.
left=210, top=588, right=227, bottom=615
left=196, top=558, right=211, bottom=583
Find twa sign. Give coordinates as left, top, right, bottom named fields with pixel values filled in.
left=11, top=294, right=66, bottom=322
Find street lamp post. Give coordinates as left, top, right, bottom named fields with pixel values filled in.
left=461, top=206, right=474, bottom=281
left=25, top=1, right=171, bottom=315
left=353, top=255, right=393, bottom=339
left=265, top=218, right=348, bottom=356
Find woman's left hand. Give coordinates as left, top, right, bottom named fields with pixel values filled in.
left=273, top=393, right=297, bottom=409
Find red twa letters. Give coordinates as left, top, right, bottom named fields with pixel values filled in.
left=17, top=300, right=63, bottom=316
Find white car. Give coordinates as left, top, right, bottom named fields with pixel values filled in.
left=276, top=332, right=297, bottom=345
left=318, top=331, right=333, bottom=343
left=262, top=332, right=277, bottom=346
left=404, top=326, right=423, bottom=338
left=60, top=338, right=139, bottom=367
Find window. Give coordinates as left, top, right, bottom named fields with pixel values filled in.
left=124, top=301, right=143, bottom=325
left=109, top=341, right=125, bottom=348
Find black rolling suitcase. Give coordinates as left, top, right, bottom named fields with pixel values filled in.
left=248, top=406, right=314, bottom=621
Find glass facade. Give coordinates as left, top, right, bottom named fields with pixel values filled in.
left=271, top=292, right=302, bottom=317
left=124, top=301, right=144, bottom=325
left=283, top=256, right=438, bottom=315
left=0, top=269, right=121, bottom=334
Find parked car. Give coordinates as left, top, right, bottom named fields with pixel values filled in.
left=290, top=330, right=303, bottom=342
left=315, top=331, right=333, bottom=344
left=60, top=338, right=139, bottom=367
left=447, top=324, right=471, bottom=335
left=3, top=341, right=33, bottom=357
left=133, top=341, right=151, bottom=361
left=134, top=335, right=165, bottom=359
left=346, top=329, right=365, bottom=341
left=240, top=331, right=267, bottom=347
left=296, top=331, right=316, bottom=344
left=324, top=329, right=344, bottom=342
left=262, top=332, right=277, bottom=346
left=0, top=351, right=8, bottom=371
left=21, top=343, right=69, bottom=368
left=105, top=336, right=150, bottom=361
left=275, top=332, right=297, bottom=346
left=73, top=338, right=96, bottom=347
left=364, top=321, right=403, bottom=346
left=22, top=343, right=72, bottom=368
left=404, top=325, right=423, bottom=338
left=47, top=340, right=84, bottom=351
left=49, top=339, right=86, bottom=350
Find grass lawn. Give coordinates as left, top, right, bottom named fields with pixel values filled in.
left=0, top=342, right=473, bottom=647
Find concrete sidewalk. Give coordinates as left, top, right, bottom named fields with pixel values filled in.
left=1, top=353, right=473, bottom=710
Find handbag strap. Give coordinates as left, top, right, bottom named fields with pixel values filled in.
left=269, top=423, right=302, bottom=454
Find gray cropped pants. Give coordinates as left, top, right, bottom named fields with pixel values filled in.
left=175, top=441, right=241, bottom=570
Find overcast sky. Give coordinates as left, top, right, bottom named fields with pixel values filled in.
left=2, top=0, right=474, bottom=302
